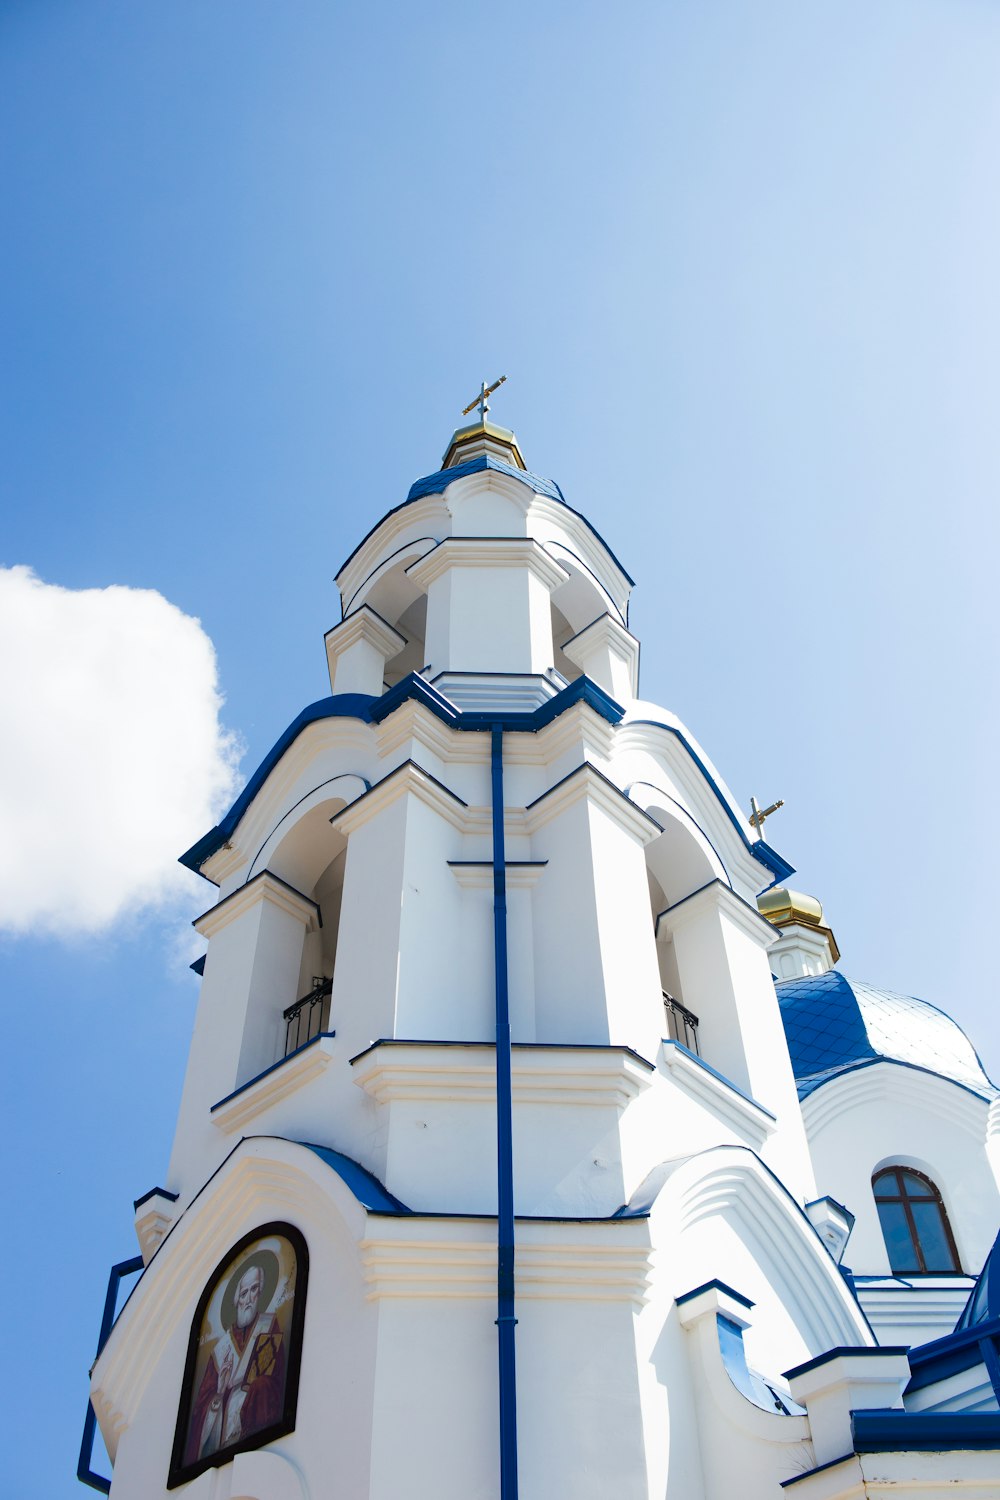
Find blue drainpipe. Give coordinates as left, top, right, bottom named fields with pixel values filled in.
left=491, top=724, right=519, bottom=1500
left=78, top=1254, right=144, bottom=1492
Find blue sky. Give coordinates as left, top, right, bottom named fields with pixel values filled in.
left=3, top=3, right=1000, bottom=1494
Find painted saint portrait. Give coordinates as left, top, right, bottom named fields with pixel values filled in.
left=169, top=1223, right=308, bottom=1488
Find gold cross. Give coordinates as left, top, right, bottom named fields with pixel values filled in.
left=750, top=796, right=784, bottom=839
left=462, top=375, right=507, bottom=421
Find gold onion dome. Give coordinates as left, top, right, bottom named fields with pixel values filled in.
left=442, top=418, right=526, bottom=471
left=758, top=886, right=840, bottom=963
left=758, top=887, right=824, bottom=927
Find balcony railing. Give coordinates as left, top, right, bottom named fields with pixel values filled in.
left=283, top=977, right=332, bottom=1057
left=664, top=992, right=700, bottom=1055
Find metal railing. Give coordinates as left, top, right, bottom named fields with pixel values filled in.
left=283, top=977, right=332, bottom=1057
left=663, top=992, right=700, bottom=1055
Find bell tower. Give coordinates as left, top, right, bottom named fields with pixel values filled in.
left=83, top=407, right=890, bottom=1500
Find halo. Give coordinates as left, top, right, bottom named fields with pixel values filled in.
left=220, top=1248, right=280, bottom=1332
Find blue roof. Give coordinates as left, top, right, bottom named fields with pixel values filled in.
left=777, top=970, right=997, bottom=1102
left=406, top=453, right=565, bottom=504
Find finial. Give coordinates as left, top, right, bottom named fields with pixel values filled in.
left=749, top=795, right=784, bottom=839
left=462, top=375, right=507, bottom=423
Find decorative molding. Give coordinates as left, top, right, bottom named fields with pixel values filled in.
left=134, top=1191, right=179, bottom=1265
left=562, top=613, right=640, bottom=696
left=405, top=536, right=570, bottom=593
left=660, top=1041, right=776, bottom=1149
left=524, top=762, right=661, bottom=844
left=361, top=1217, right=651, bottom=1304
left=448, top=861, right=547, bottom=891
left=351, top=1041, right=654, bottom=1109
left=802, top=1060, right=990, bottom=1139
left=193, top=871, right=321, bottom=940
left=330, top=759, right=469, bottom=836
left=210, top=1033, right=338, bottom=1134
left=324, top=603, right=406, bottom=662
left=657, top=879, right=778, bottom=949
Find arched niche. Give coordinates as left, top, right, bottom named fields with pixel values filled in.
left=247, top=782, right=365, bottom=1063
left=343, top=542, right=432, bottom=687
left=632, top=788, right=730, bottom=1040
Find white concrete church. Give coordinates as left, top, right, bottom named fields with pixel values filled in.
left=82, top=402, right=1000, bottom=1500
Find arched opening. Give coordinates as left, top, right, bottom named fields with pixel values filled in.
left=259, top=797, right=354, bottom=1064
left=640, top=796, right=728, bottom=1060
left=872, top=1166, right=962, bottom=1274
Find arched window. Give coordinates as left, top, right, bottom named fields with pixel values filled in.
left=872, top=1167, right=961, bottom=1274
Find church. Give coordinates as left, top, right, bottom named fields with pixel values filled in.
left=81, top=396, right=1000, bottom=1498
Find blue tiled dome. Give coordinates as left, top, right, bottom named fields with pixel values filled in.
left=776, top=970, right=997, bottom=1101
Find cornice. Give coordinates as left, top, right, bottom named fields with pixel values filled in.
left=448, top=861, right=547, bottom=891
left=372, top=695, right=489, bottom=764
left=330, top=758, right=469, bottom=835
left=360, top=1216, right=651, bottom=1304
left=524, top=762, right=661, bottom=844
left=659, top=1042, right=776, bottom=1149
left=193, top=870, right=321, bottom=939
left=351, top=1040, right=654, bottom=1109
left=211, top=1034, right=339, bottom=1135
left=405, top=536, right=570, bottom=593
left=562, top=613, right=640, bottom=694
left=324, top=604, right=406, bottom=661
left=802, top=1060, right=990, bottom=1139
left=657, top=879, right=779, bottom=948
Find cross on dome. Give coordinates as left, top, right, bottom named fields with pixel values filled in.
left=461, top=374, right=507, bottom=423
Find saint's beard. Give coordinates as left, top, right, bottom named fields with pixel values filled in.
left=236, top=1294, right=259, bottom=1329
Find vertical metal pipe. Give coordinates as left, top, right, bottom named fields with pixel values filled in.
left=491, top=724, right=519, bottom=1500
left=78, top=1255, right=144, bottom=1492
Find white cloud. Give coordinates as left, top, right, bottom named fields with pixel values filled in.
left=0, top=566, right=242, bottom=935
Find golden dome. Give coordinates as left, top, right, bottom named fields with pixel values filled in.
left=442, top=419, right=526, bottom=471
left=757, top=887, right=825, bottom=927
left=757, top=887, right=840, bottom=964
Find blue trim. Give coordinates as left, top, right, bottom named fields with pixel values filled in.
left=180, top=676, right=623, bottom=875
left=455, top=673, right=623, bottom=733
left=783, top=1346, right=909, bottom=1381
left=133, top=1185, right=178, bottom=1211
left=795, top=1053, right=995, bottom=1105
left=981, top=1335, right=1000, bottom=1404
left=957, top=1229, right=1000, bottom=1331
left=660, top=1040, right=777, bottom=1120
left=189, top=953, right=206, bottom=976
left=751, top=839, right=796, bottom=884
left=623, top=719, right=795, bottom=884
left=334, top=454, right=635, bottom=591
left=491, top=725, right=519, bottom=1500
left=905, top=1333, right=1000, bottom=1396
left=210, top=1033, right=337, bottom=1112
left=676, top=1278, right=755, bottom=1310
left=78, top=1255, right=144, bottom=1492
left=370, top=671, right=460, bottom=726
left=179, top=694, right=376, bottom=873
left=851, top=1409, right=1000, bottom=1451
left=297, top=1141, right=412, bottom=1214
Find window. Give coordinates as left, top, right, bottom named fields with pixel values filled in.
left=872, top=1167, right=961, bottom=1274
